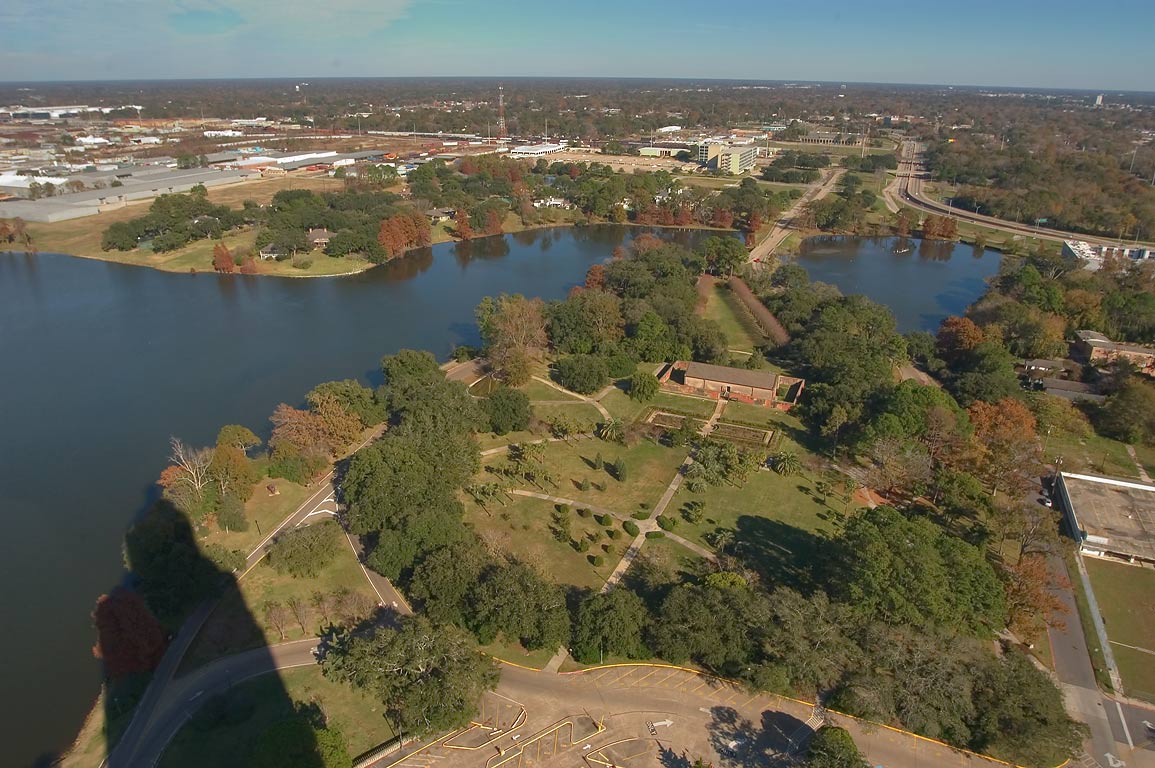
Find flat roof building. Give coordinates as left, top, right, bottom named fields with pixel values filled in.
left=697, top=142, right=758, bottom=175
left=1056, top=472, right=1155, bottom=565
left=1075, top=330, right=1155, bottom=375
left=509, top=143, right=565, bottom=157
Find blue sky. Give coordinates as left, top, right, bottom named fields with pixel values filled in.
left=1, top=0, right=1152, bottom=90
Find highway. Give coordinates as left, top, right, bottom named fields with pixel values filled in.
left=893, top=141, right=1154, bottom=250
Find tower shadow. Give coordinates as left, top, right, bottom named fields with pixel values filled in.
left=83, top=500, right=318, bottom=768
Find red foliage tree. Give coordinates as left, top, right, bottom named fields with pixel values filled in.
left=936, top=315, right=985, bottom=364
left=92, top=587, right=167, bottom=679
left=212, top=242, right=234, bottom=273
left=484, top=209, right=504, bottom=236
left=611, top=246, right=628, bottom=261
left=567, top=165, right=581, bottom=180
left=674, top=205, right=694, bottom=226
left=457, top=216, right=475, bottom=241
left=749, top=210, right=764, bottom=232
left=240, top=256, right=259, bottom=275
left=631, top=233, right=664, bottom=254
left=585, top=263, right=607, bottom=291
left=459, top=157, right=479, bottom=175
left=710, top=208, right=735, bottom=229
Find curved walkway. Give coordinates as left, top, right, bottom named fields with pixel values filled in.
left=531, top=375, right=611, bottom=421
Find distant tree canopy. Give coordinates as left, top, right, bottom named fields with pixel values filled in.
left=102, top=187, right=242, bottom=252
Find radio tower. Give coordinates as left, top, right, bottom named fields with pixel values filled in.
left=496, top=84, right=507, bottom=139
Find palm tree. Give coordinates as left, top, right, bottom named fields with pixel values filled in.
left=596, top=418, right=625, bottom=444
left=711, top=529, right=735, bottom=556
left=773, top=451, right=802, bottom=477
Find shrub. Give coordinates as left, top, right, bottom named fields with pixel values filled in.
left=291, top=256, right=313, bottom=270
left=656, top=515, right=677, bottom=530
left=267, top=520, right=341, bottom=578
left=623, top=520, right=640, bottom=536
left=595, top=513, right=612, bottom=526
left=631, top=511, right=650, bottom=520
left=579, top=478, right=592, bottom=492
left=645, top=531, right=665, bottom=539
left=593, top=452, right=604, bottom=470
left=576, top=539, right=590, bottom=553
left=607, top=528, right=621, bottom=539
left=628, top=371, right=660, bottom=402
left=590, top=555, right=605, bottom=567
left=577, top=507, right=591, bottom=518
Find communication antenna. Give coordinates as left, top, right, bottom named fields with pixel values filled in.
left=497, top=84, right=507, bottom=138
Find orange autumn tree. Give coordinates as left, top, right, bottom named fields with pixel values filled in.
left=967, top=398, right=1042, bottom=495
left=1005, top=554, right=1069, bottom=643
left=212, top=242, right=234, bottom=273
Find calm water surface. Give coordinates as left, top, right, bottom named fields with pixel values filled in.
left=794, top=235, right=1001, bottom=332
left=0, top=225, right=717, bottom=766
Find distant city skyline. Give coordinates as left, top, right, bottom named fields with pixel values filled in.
left=2, top=0, right=1153, bottom=91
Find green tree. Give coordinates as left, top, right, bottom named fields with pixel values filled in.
left=554, top=355, right=610, bottom=395
left=628, top=371, right=660, bottom=402
left=469, top=561, right=570, bottom=650
left=323, top=616, right=499, bottom=737
left=267, top=520, right=342, bottom=578
left=1098, top=380, right=1155, bottom=444
left=596, top=418, right=625, bottom=444
left=572, top=588, right=650, bottom=663
left=701, top=236, right=747, bottom=275
left=485, top=386, right=531, bottom=435
left=802, top=727, right=868, bottom=768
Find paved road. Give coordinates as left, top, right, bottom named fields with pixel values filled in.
left=747, top=168, right=845, bottom=264
left=894, top=141, right=1155, bottom=250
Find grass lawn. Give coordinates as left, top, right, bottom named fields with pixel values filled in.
left=1083, top=556, right=1155, bottom=700
left=481, top=638, right=557, bottom=670
left=1113, top=646, right=1155, bottom=704
left=531, top=402, right=603, bottom=430
left=1047, top=429, right=1139, bottom=479
left=464, top=494, right=620, bottom=590
left=159, top=665, right=394, bottom=768
left=521, top=378, right=582, bottom=401
left=599, top=386, right=651, bottom=423
left=476, top=428, right=539, bottom=453
left=1130, top=443, right=1155, bottom=480
left=1065, top=549, right=1115, bottom=693
left=702, top=281, right=767, bottom=353
left=670, top=467, right=843, bottom=591
left=486, top=438, right=689, bottom=514
left=201, top=477, right=315, bottom=556
left=182, top=536, right=377, bottom=672
left=647, top=392, right=719, bottom=419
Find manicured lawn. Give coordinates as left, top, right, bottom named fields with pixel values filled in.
left=670, top=467, right=844, bottom=591
left=476, top=428, right=539, bottom=453
left=464, top=494, right=623, bottom=590
left=201, top=477, right=315, bottom=556
left=702, top=281, right=767, bottom=353
left=520, top=378, right=581, bottom=401
left=647, top=392, right=719, bottom=419
left=1065, top=549, right=1115, bottom=693
left=1112, top=646, right=1155, bottom=704
left=159, top=666, right=394, bottom=768
left=1084, top=558, right=1155, bottom=649
left=599, top=387, right=650, bottom=423
left=531, top=402, right=603, bottom=430
left=182, top=535, right=377, bottom=671
left=485, top=438, right=689, bottom=514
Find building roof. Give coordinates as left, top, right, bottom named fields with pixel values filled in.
left=684, top=362, right=778, bottom=390
left=307, top=228, right=334, bottom=240
left=1039, top=377, right=1093, bottom=393
left=1060, top=472, right=1155, bottom=562
left=1076, top=329, right=1155, bottom=357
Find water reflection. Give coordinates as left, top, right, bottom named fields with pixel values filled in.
left=794, top=235, right=1001, bottom=332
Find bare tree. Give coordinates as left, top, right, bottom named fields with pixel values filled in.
left=311, top=590, right=333, bottom=627
left=286, top=596, right=309, bottom=634
left=263, top=601, right=289, bottom=641
left=168, top=437, right=213, bottom=500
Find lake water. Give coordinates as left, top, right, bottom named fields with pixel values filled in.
left=794, top=236, right=1001, bottom=332
left=0, top=225, right=721, bottom=766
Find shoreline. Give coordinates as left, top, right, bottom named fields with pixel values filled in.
left=1, top=219, right=743, bottom=279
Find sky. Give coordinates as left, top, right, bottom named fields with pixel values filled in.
left=1, top=0, right=1153, bottom=90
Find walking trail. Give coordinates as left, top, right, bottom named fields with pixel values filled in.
left=544, top=398, right=728, bottom=673
left=532, top=375, right=611, bottom=420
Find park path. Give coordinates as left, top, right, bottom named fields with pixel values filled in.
left=532, top=375, right=611, bottom=421
left=480, top=433, right=591, bottom=457
left=1125, top=445, right=1152, bottom=483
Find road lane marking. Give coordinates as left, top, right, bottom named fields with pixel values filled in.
left=1117, top=701, right=1134, bottom=748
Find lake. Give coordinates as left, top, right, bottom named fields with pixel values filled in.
left=0, top=225, right=718, bottom=766
left=793, top=235, right=1001, bottom=332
